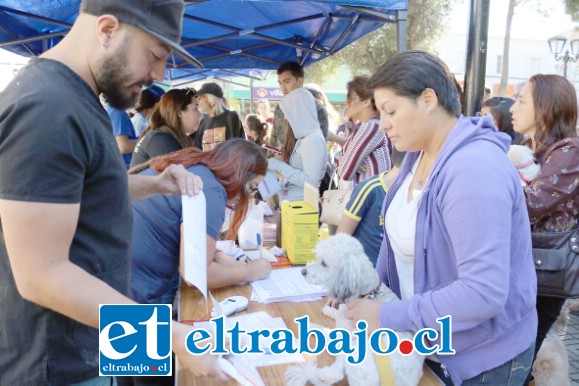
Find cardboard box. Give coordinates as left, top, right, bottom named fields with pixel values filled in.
left=281, top=182, right=319, bottom=265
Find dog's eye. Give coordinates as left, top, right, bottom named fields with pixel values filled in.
left=321, top=260, right=327, bottom=267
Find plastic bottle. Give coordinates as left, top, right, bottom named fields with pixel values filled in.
left=238, top=204, right=265, bottom=249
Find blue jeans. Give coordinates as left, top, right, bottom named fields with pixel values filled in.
left=462, top=342, right=535, bottom=385
left=70, top=376, right=116, bottom=386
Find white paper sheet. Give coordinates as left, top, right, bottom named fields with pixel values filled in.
left=250, top=268, right=327, bottom=303
left=196, top=311, right=304, bottom=368
left=257, top=171, right=283, bottom=201
left=182, top=193, right=207, bottom=302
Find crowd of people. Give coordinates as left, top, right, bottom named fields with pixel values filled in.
left=0, top=1, right=578, bottom=386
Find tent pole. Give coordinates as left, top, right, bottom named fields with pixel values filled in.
left=396, top=10, right=407, bottom=52
left=250, top=79, right=254, bottom=114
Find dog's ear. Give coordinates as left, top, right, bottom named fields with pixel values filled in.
left=332, top=252, right=363, bottom=303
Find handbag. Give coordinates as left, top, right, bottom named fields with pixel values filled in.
left=319, top=173, right=351, bottom=226
left=532, top=228, right=579, bottom=298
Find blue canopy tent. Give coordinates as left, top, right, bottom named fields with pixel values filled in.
left=0, top=0, right=408, bottom=79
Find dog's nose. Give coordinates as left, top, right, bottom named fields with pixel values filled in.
left=301, top=268, right=307, bottom=276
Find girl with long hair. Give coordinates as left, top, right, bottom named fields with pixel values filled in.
left=130, top=139, right=271, bottom=307
left=480, top=96, right=523, bottom=145
left=130, top=87, right=201, bottom=169
left=244, top=113, right=269, bottom=145
left=510, top=74, right=579, bottom=385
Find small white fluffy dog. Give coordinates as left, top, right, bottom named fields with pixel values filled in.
left=532, top=299, right=575, bottom=386
left=285, top=234, right=424, bottom=386
left=507, top=145, right=541, bottom=185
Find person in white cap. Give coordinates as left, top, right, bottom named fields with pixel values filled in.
left=0, top=0, right=226, bottom=384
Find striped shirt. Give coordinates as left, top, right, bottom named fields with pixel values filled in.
left=338, top=118, right=391, bottom=187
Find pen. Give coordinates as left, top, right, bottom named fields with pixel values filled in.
left=257, top=233, right=263, bottom=259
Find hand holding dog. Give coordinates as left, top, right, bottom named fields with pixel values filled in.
left=344, top=298, right=382, bottom=333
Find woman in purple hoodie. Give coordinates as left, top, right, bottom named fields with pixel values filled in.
left=345, top=51, right=537, bottom=385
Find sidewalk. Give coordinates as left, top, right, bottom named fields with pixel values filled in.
left=562, top=312, right=579, bottom=384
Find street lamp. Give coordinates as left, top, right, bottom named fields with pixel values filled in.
left=548, top=35, right=579, bottom=78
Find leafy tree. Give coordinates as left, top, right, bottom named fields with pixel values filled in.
left=563, top=0, right=578, bottom=21
left=304, top=0, right=457, bottom=84
left=497, top=0, right=520, bottom=96
left=304, top=54, right=344, bottom=85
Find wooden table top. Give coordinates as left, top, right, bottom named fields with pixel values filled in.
left=176, top=272, right=442, bottom=386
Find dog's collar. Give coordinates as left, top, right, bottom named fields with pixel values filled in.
left=518, top=172, right=533, bottom=185
left=360, top=282, right=383, bottom=300
left=515, top=159, right=535, bottom=170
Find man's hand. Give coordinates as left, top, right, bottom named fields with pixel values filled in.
left=344, top=298, right=382, bottom=333
left=158, top=164, right=203, bottom=196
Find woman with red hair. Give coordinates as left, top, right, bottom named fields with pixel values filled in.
left=129, top=139, right=271, bottom=307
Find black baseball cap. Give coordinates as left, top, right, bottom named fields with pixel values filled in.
left=197, top=82, right=224, bottom=99
left=80, top=0, right=202, bottom=68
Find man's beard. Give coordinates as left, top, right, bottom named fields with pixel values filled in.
left=95, top=38, right=148, bottom=110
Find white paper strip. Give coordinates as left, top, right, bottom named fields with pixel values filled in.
left=182, top=193, right=207, bottom=302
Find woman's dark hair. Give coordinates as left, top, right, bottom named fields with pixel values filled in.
left=347, top=75, right=377, bottom=112
left=481, top=97, right=522, bottom=144
left=528, top=74, right=577, bottom=159
left=142, top=88, right=197, bottom=148
left=145, top=139, right=267, bottom=240
left=281, top=121, right=297, bottom=164
left=135, top=85, right=165, bottom=112
left=244, top=114, right=269, bottom=145
left=367, top=50, right=461, bottom=117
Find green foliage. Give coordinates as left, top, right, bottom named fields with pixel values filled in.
left=305, top=0, right=457, bottom=83
left=563, top=0, right=578, bottom=21
left=304, top=55, right=343, bottom=85
left=335, top=0, right=457, bottom=75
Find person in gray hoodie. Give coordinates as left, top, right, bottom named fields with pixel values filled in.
left=268, top=87, right=327, bottom=202
left=345, top=51, right=537, bottom=385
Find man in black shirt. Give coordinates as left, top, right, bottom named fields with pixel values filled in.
left=0, top=0, right=225, bottom=384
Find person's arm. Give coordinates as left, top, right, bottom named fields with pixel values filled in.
left=0, top=200, right=131, bottom=326
left=523, top=142, right=579, bottom=218
left=115, top=134, right=137, bottom=154
left=0, top=199, right=224, bottom=379
left=336, top=216, right=360, bottom=235
left=128, top=164, right=203, bottom=201
left=327, top=131, right=348, bottom=146
left=179, top=227, right=271, bottom=289
left=338, top=120, right=383, bottom=181
left=268, top=135, right=326, bottom=188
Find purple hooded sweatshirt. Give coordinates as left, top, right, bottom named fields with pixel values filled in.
left=376, top=115, right=537, bottom=385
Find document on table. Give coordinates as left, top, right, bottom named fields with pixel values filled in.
left=195, top=311, right=304, bottom=368
left=250, top=268, right=327, bottom=303
left=182, top=193, right=208, bottom=303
